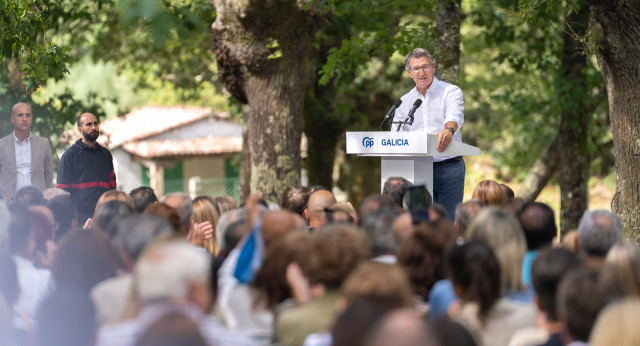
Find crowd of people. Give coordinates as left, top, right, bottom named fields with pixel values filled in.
left=0, top=176, right=639, bottom=346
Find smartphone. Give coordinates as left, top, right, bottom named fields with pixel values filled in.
left=408, top=184, right=431, bottom=225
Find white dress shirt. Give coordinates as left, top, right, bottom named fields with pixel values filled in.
left=394, top=77, right=464, bottom=162
left=14, top=132, right=32, bottom=193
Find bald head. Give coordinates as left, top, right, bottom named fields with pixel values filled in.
left=262, top=210, right=305, bottom=249
left=304, top=190, right=337, bottom=229
left=392, top=212, right=413, bottom=247
left=11, top=103, right=33, bottom=134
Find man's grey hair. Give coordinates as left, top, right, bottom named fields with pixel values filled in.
left=112, top=214, right=173, bottom=262
left=578, top=210, right=624, bottom=257
left=135, top=240, right=211, bottom=302
left=361, top=207, right=400, bottom=256
left=405, top=48, right=436, bottom=70
left=455, top=199, right=483, bottom=234
left=161, top=192, right=193, bottom=229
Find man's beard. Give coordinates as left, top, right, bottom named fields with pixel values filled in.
left=82, top=130, right=99, bottom=142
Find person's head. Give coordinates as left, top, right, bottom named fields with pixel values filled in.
left=0, top=252, right=19, bottom=307
left=8, top=204, right=33, bottom=258
left=252, top=231, right=315, bottom=309
left=309, top=224, right=370, bottom=289
left=280, top=185, right=311, bottom=216
left=501, top=197, right=526, bottom=215
left=447, top=241, right=501, bottom=322
left=262, top=209, right=306, bottom=249
left=465, top=207, right=527, bottom=293
left=405, top=48, right=437, bottom=93
left=453, top=199, right=482, bottom=238
left=361, top=207, right=400, bottom=257
left=590, top=298, right=640, bottom=346
left=471, top=180, right=507, bottom=207
left=134, top=240, right=212, bottom=312
left=341, top=261, right=414, bottom=311
left=428, top=203, right=448, bottom=222
left=162, top=193, right=193, bottom=232
left=603, top=242, right=640, bottom=296
left=500, top=183, right=515, bottom=199
left=304, top=189, right=337, bottom=229
left=15, top=185, right=45, bottom=207
left=215, top=208, right=248, bottom=257
left=28, top=206, right=55, bottom=257
left=358, top=194, right=397, bottom=224
left=95, top=190, right=135, bottom=213
left=517, top=202, right=557, bottom=251
left=144, top=202, right=183, bottom=234
left=51, top=229, right=120, bottom=292
left=382, top=177, right=410, bottom=210
left=331, top=298, right=388, bottom=346
left=425, top=317, right=478, bottom=346
left=192, top=196, right=220, bottom=254
left=391, top=212, right=413, bottom=248
left=136, top=312, right=207, bottom=346
left=212, top=195, right=238, bottom=215
left=531, top=248, right=582, bottom=322
left=92, top=200, right=134, bottom=238
left=77, top=112, right=100, bottom=144
left=36, top=288, right=96, bottom=346
left=325, top=202, right=357, bottom=225
left=11, top=102, right=32, bottom=133
left=364, top=308, right=429, bottom=346
left=398, top=218, right=458, bottom=299
left=556, top=266, right=617, bottom=343
left=111, top=214, right=174, bottom=271
left=129, top=186, right=158, bottom=213
left=46, top=194, right=77, bottom=242
left=578, top=209, right=623, bottom=258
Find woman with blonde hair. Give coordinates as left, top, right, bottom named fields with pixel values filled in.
left=192, top=196, right=220, bottom=255
left=465, top=207, right=529, bottom=301
left=590, top=298, right=640, bottom=346
left=603, top=242, right=640, bottom=296
left=471, top=180, right=507, bottom=207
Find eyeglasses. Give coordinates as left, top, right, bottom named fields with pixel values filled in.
left=410, top=64, right=431, bottom=73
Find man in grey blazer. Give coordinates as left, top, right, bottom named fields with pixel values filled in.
left=0, top=103, right=54, bottom=204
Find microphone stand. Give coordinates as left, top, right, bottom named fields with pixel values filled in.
left=393, top=114, right=414, bottom=132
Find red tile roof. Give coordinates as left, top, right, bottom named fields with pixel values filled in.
left=122, top=137, right=242, bottom=159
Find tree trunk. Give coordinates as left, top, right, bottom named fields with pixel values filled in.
left=434, top=0, right=463, bottom=84
left=239, top=107, right=251, bottom=202
left=555, top=8, right=591, bottom=233
left=587, top=0, right=640, bottom=242
left=211, top=0, right=325, bottom=203
left=517, top=137, right=561, bottom=202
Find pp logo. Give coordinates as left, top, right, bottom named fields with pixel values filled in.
left=362, top=137, right=374, bottom=148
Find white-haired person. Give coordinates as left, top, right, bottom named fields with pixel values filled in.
left=96, top=239, right=251, bottom=346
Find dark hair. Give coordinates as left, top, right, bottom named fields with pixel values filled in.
left=531, top=248, right=581, bottom=321
left=47, top=194, right=77, bottom=242
left=447, top=242, right=501, bottom=323
left=500, top=184, right=515, bottom=199
left=398, top=218, right=458, bottom=299
left=382, top=177, right=410, bottom=209
left=8, top=204, right=31, bottom=254
left=93, top=200, right=134, bottom=238
left=222, top=219, right=246, bottom=255
left=129, top=186, right=158, bottom=213
left=557, top=266, right=617, bottom=342
left=331, top=297, right=388, bottom=346
left=358, top=194, right=397, bottom=224
left=52, top=229, right=120, bottom=293
left=212, top=196, right=238, bottom=215
left=454, top=199, right=482, bottom=234
left=136, top=312, right=207, bottom=346
left=0, top=251, right=19, bottom=306
left=280, top=186, right=311, bottom=216
left=517, top=202, right=557, bottom=250
left=144, top=202, right=183, bottom=234
left=36, top=288, right=96, bottom=346
left=427, top=317, right=478, bottom=346
left=15, top=185, right=45, bottom=207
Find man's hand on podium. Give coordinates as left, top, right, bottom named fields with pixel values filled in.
left=435, top=130, right=453, bottom=152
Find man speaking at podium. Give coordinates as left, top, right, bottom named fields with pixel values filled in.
left=394, top=48, right=465, bottom=222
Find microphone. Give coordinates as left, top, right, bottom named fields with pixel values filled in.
left=406, top=99, right=422, bottom=125
left=380, top=99, right=403, bottom=130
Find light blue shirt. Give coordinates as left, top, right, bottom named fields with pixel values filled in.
left=14, top=132, right=32, bottom=193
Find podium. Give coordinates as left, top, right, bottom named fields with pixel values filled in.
left=346, top=131, right=480, bottom=196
